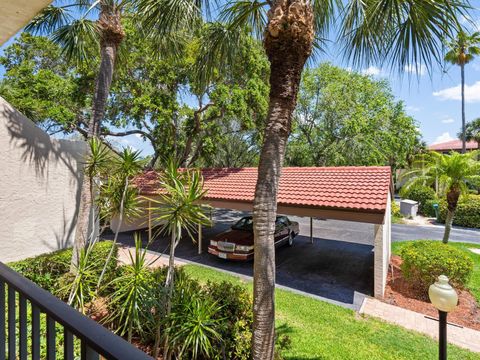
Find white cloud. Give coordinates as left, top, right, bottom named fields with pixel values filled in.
left=362, top=66, right=382, bottom=76
left=404, top=63, right=427, bottom=76
left=433, top=132, right=454, bottom=144
left=433, top=81, right=480, bottom=103
left=441, top=118, right=455, bottom=124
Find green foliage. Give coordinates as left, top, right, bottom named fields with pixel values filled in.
left=399, top=185, right=437, bottom=215
left=391, top=201, right=402, bottom=217
left=106, top=236, right=156, bottom=341
left=400, top=241, right=474, bottom=294
left=9, top=241, right=117, bottom=294
left=437, top=195, right=480, bottom=228
left=285, top=63, right=422, bottom=168
left=423, top=199, right=439, bottom=218
left=204, top=281, right=253, bottom=359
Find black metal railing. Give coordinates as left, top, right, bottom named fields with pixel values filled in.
left=0, top=262, right=152, bottom=360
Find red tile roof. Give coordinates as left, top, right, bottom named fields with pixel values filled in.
left=134, top=167, right=392, bottom=214
left=428, top=139, right=478, bottom=151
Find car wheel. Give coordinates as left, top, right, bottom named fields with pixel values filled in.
left=288, top=232, right=294, bottom=247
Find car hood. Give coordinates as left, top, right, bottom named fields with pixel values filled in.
left=212, top=229, right=253, bottom=246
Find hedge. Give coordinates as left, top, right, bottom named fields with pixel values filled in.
left=400, top=240, right=474, bottom=294
left=437, top=195, right=480, bottom=229
left=400, top=185, right=437, bottom=216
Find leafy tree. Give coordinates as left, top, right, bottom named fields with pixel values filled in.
left=402, top=151, right=480, bottom=243
left=286, top=63, right=421, bottom=172
left=445, top=30, right=480, bottom=153
left=136, top=1, right=468, bottom=357
left=459, top=118, right=480, bottom=149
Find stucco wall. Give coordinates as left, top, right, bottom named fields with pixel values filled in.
left=0, top=97, right=87, bottom=262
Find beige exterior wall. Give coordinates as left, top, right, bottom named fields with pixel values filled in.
left=374, top=192, right=392, bottom=298
left=0, top=97, right=87, bottom=262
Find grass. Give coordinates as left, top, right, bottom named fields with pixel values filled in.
left=392, top=240, right=480, bottom=303
left=183, top=264, right=480, bottom=360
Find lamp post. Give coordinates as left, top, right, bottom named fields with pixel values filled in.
left=429, top=275, right=458, bottom=360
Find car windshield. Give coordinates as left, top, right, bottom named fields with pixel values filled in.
left=232, top=217, right=254, bottom=231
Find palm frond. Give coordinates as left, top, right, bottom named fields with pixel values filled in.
left=220, top=0, right=268, bottom=39
left=25, top=5, right=74, bottom=34
left=341, top=0, right=470, bottom=74
left=52, top=18, right=100, bottom=64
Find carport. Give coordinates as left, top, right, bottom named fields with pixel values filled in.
left=123, top=166, right=392, bottom=298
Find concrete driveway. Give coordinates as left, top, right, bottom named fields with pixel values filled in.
left=111, top=208, right=479, bottom=310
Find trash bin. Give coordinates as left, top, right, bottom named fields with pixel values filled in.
left=400, top=199, right=418, bottom=217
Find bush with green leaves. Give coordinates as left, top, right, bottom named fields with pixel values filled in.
left=400, top=240, right=473, bottom=294
left=204, top=281, right=253, bottom=360
left=437, top=195, right=480, bottom=229
left=400, top=185, right=437, bottom=215
left=9, top=241, right=117, bottom=293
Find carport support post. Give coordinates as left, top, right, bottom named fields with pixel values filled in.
left=374, top=223, right=387, bottom=298
left=310, top=217, right=313, bottom=244
left=198, top=223, right=202, bottom=254
left=148, top=200, right=152, bottom=243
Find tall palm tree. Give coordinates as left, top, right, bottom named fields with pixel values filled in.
left=402, top=151, right=480, bottom=243
left=445, top=30, right=480, bottom=153
left=26, top=0, right=128, bottom=268
left=135, top=1, right=468, bottom=358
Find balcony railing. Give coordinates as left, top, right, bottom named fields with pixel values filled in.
left=0, top=262, right=152, bottom=360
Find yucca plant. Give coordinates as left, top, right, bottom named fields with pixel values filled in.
left=105, top=234, right=155, bottom=342
left=148, top=159, right=211, bottom=359
left=402, top=151, right=480, bottom=243
left=96, top=147, right=142, bottom=291
left=167, top=296, right=223, bottom=360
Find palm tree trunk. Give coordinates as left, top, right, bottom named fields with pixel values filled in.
left=71, top=5, right=125, bottom=270
left=461, top=62, right=466, bottom=154
left=443, top=188, right=461, bottom=243
left=252, top=2, right=314, bottom=359
left=443, top=209, right=455, bottom=244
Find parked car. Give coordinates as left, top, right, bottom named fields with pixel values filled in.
left=208, top=215, right=299, bottom=261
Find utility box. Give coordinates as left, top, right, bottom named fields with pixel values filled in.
left=400, top=199, right=418, bottom=218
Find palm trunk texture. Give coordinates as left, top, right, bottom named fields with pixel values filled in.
left=252, top=2, right=314, bottom=359
left=71, top=5, right=125, bottom=270
left=443, top=188, right=461, bottom=243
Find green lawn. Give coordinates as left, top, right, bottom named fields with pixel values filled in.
left=392, top=241, right=480, bottom=303
left=183, top=264, right=480, bottom=360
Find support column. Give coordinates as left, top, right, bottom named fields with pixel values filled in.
left=374, top=223, right=387, bottom=298
left=198, top=223, right=202, bottom=254
left=148, top=200, right=152, bottom=243
left=310, top=217, right=313, bottom=244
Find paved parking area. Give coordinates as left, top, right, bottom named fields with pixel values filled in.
left=112, top=209, right=374, bottom=310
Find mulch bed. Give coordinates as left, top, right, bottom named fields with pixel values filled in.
left=383, top=255, right=480, bottom=331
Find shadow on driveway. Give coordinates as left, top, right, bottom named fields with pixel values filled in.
left=109, top=209, right=373, bottom=310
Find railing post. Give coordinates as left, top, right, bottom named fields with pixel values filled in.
left=31, top=304, right=40, bottom=360
left=7, top=286, right=15, bottom=360
left=47, top=316, right=56, bottom=360
left=19, top=295, right=27, bottom=360
left=64, top=328, right=74, bottom=360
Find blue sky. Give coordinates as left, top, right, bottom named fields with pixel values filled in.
left=1, top=4, right=480, bottom=156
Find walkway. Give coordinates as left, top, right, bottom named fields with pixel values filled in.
left=360, top=297, right=480, bottom=353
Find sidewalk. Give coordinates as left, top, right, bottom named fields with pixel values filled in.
left=360, top=297, right=480, bottom=353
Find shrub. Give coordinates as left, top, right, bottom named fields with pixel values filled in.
left=9, top=241, right=118, bottom=293
left=423, top=199, right=439, bottom=218
left=400, top=185, right=437, bottom=216
left=437, top=195, right=480, bottom=229
left=204, top=281, right=253, bottom=360
left=400, top=240, right=473, bottom=294
left=391, top=201, right=402, bottom=218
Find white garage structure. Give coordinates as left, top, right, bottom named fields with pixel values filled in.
left=121, top=167, right=393, bottom=298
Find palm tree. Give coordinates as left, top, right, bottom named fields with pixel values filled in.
left=135, top=1, right=468, bottom=357
left=463, top=118, right=480, bottom=149
left=402, top=151, right=480, bottom=243
left=26, top=0, right=127, bottom=268
left=445, top=30, right=480, bottom=153
left=148, top=161, right=210, bottom=358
